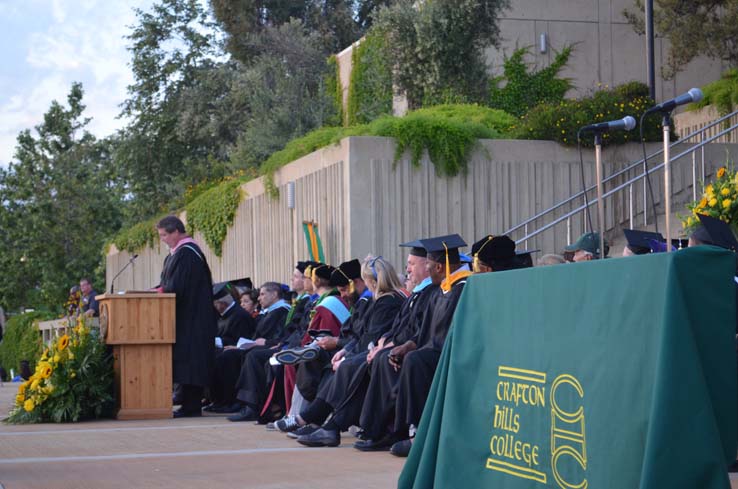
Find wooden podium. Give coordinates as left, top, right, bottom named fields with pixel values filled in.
left=96, top=293, right=176, bottom=420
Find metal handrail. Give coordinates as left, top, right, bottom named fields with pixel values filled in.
left=505, top=109, right=738, bottom=236
left=514, top=117, right=738, bottom=243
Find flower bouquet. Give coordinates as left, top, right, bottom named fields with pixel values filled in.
left=682, top=165, right=738, bottom=233
left=6, top=314, right=114, bottom=423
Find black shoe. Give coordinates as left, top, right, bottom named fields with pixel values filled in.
left=275, top=346, right=319, bottom=365
left=202, top=403, right=222, bottom=412
left=296, top=427, right=340, bottom=447
left=287, top=424, right=319, bottom=439
left=213, top=402, right=242, bottom=414
left=390, top=439, right=412, bottom=457
left=227, top=406, right=258, bottom=422
left=173, top=409, right=202, bottom=419
left=353, top=433, right=399, bottom=452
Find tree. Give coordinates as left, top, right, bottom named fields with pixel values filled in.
left=0, top=83, right=123, bottom=312
left=209, top=0, right=362, bottom=63
left=623, top=0, right=738, bottom=78
left=230, top=20, right=341, bottom=168
left=117, top=0, right=236, bottom=221
left=374, top=0, right=510, bottom=109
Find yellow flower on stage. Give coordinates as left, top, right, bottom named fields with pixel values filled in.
left=58, top=334, right=70, bottom=351
left=724, top=199, right=732, bottom=209
left=18, top=383, right=26, bottom=395
left=709, top=198, right=718, bottom=207
left=23, top=399, right=35, bottom=412
left=70, top=371, right=76, bottom=379
left=38, top=362, right=53, bottom=379
left=53, top=354, right=61, bottom=364
left=15, top=394, right=24, bottom=404
left=68, top=351, right=74, bottom=360
left=722, top=188, right=731, bottom=196
left=699, top=197, right=708, bottom=208
left=718, top=167, right=727, bottom=178
left=31, top=378, right=40, bottom=390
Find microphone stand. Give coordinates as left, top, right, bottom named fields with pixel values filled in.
left=662, top=113, right=673, bottom=252
left=594, top=132, right=606, bottom=259
left=110, top=255, right=138, bottom=294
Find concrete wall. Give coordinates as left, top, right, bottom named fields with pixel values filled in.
left=107, top=137, right=738, bottom=291
left=333, top=0, right=726, bottom=116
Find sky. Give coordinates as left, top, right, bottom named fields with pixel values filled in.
left=0, top=0, right=155, bottom=166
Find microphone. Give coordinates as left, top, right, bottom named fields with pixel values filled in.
left=580, top=116, right=636, bottom=133
left=110, top=254, right=139, bottom=294
left=645, top=88, right=703, bottom=114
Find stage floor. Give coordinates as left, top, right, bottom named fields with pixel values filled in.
left=0, top=384, right=403, bottom=489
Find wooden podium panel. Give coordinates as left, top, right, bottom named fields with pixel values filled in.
left=97, top=293, right=176, bottom=420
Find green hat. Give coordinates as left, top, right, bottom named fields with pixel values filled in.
left=565, top=232, right=609, bottom=258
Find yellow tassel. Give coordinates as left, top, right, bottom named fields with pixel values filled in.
left=473, top=255, right=481, bottom=273
left=472, top=235, right=494, bottom=273
left=443, top=241, right=450, bottom=286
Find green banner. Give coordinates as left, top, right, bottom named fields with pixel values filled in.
left=400, top=247, right=737, bottom=489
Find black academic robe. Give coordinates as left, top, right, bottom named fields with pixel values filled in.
left=217, top=303, right=256, bottom=346
left=389, top=284, right=439, bottom=346
left=256, top=306, right=289, bottom=344
left=354, top=291, right=406, bottom=353
left=337, top=293, right=373, bottom=351
left=394, top=276, right=468, bottom=432
left=160, top=241, right=217, bottom=387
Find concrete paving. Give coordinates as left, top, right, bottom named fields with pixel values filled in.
left=0, top=384, right=403, bottom=489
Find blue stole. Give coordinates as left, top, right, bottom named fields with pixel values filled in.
left=318, top=296, right=351, bottom=325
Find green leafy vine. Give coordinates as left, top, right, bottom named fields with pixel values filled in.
left=185, top=177, right=245, bottom=257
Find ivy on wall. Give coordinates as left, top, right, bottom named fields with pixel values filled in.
left=185, top=177, right=245, bottom=257
left=324, top=55, right=344, bottom=127
left=689, top=68, right=738, bottom=116
left=347, top=32, right=393, bottom=126
left=489, top=46, right=573, bottom=117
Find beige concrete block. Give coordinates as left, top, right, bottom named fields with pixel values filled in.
left=503, top=0, right=598, bottom=22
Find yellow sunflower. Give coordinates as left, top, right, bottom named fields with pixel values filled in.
left=58, top=334, right=70, bottom=351
left=38, top=362, right=53, bottom=379
left=23, top=399, right=35, bottom=412
left=718, top=167, right=727, bottom=178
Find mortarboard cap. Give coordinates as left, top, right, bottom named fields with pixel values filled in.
left=624, top=229, right=663, bottom=255
left=296, top=261, right=309, bottom=273
left=400, top=239, right=428, bottom=258
left=696, top=214, right=738, bottom=251
left=330, top=267, right=351, bottom=287
left=312, top=264, right=334, bottom=281
left=339, top=259, right=362, bottom=280
left=420, top=234, right=466, bottom=264
left=472, top=235, right=515, bottom=267
left=228, top=277, right=253, bottom=292
left=213, top=282, right=232, bottom=301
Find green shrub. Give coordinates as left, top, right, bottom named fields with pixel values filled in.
left=489, top=46, right=573, bottom=117
left=689, top=68, right=738, bottom=116
left=185, top=177, right=245, bottom=257
left=0, top=311, right=53, bottom=377
left=109, top=215, right=163, bottom=254
left=347, top=32, right=393, bottom=125
left=325, top=55, right=344, bottom=127
left=260, top=104, right=517, bottom=195
left=514, top=81, right=667, bottom=147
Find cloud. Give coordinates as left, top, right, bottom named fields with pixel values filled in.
left=0, top=0, right=151, bottom=165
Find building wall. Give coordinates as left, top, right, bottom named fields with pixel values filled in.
left=107, top=137, right=736, bottom=291
left=333, top=0, right=726, bottom=116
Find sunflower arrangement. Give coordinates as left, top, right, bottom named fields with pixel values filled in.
left=6, top=314, right=114, bottom=424
left=682, top=165, right=738, bottom=233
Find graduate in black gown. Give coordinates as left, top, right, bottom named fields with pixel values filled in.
left=289, top=256, right=407, bottom=447
left=156, top=216, right=217, bottom=418
left=213, top=282, right=256, bottom=347
left=355, top=234, right=470, bottom=454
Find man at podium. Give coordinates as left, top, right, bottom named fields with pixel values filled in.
left=156, top=215, right=217, bottom=418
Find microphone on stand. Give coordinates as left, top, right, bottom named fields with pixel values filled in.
left=644, top=88, right=703, bottom=114
left=110, top=254, right=139, bottom=294
left=580, top=116, right=636, bottom=133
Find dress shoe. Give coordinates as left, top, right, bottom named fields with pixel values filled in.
left=390, top=439, right=413, bottom=457
left=353, top=433, right=399, bottom=452
left=173, top=409, right=202, bottom=419
left=287, top=424, right=319, bottom=439
left=296, top=427, right=340, bottom=447
left=202, top=403, right=222, bottom=412
left=275, top=345, right=319, bottom=365
left=227, top=406, right=258, bottom=422
left=212, top=402, right=242, bottom=414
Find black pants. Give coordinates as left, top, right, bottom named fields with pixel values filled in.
left=180, top=384, right=204, bottom=413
